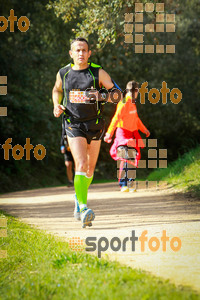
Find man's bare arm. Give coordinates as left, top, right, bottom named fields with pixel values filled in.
left=99, top=69, right=122, bottom=103
left=52, top=72, right=65, bottom=117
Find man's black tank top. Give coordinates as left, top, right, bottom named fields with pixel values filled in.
left=59, top=62, right=104, bottom=122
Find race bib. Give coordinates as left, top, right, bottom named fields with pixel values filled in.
left=69, top=90, right=87, bottom=103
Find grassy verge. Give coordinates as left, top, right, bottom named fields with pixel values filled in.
left=0, top=212, right=199, bottom=300
left=148, top=146, right=200, bottom=198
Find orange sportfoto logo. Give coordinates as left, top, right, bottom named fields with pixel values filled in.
left=0, top=9, right=30, bottom=33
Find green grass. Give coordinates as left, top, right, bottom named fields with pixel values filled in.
left=148, top=146, right=200, bottom=198
left=0, top=212, right=199, bottom=300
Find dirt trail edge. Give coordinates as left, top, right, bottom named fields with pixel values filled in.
left=0, top=183, right=200, bottom=292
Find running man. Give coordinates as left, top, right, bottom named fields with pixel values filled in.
left=52, top=37, right=121, bottom=228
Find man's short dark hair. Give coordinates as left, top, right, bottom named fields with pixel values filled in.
left=70, top=37, right=90, bottom=50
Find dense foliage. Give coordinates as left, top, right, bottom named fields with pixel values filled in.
left=0, top=0, right=199, bottom=192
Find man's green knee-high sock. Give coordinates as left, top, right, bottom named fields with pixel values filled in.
left=74, top=172, right=88, bottom=206
left=85, top=174, right=93, bottom=189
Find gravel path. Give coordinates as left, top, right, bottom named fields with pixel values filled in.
left=0, top=183, right=200, bottom=292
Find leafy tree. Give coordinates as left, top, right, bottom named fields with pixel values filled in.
left=48, top=0, right=200, bottom=179
left=0, top=0, right=75, bottom=191
left=0, top=0, right=199, bottom=192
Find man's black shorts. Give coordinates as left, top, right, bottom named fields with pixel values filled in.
left=64, top=118, right=105, bottom=144
left=64, top=149, right=73, bottom=162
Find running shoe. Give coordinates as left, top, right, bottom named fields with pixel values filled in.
left=67, top=181, right=73, bottom=187
left=121, top=186, right=129, bottom=192
left=74, top=194, right=81, bottom=220
left=80, top=208, right=95, bottom=228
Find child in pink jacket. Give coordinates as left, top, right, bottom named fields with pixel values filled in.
left=104, top=80, right=150, bottom=192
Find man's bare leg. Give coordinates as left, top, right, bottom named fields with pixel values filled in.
left=86, top=140, right=101, bottom=176
left=67, top=136, right=88, bottom=206
left=85, top=140, right=101, bottom=188
left=67, top=137, right=101, bottom=204
left=67, top=136, right=101, bottom=226
left=67, top=136, right=88, bottom=173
